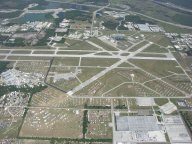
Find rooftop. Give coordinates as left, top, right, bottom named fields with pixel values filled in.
left=116, top=116, right=159, bottom=131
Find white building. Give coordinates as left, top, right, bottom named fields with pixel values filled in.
left=113, top=115, right=166, bottom=144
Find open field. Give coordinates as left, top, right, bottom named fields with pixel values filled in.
left=12, top=50, right=32, bottom=54
left=135, top=53, right=167, bottom=57
left=20, top=108, right=83, bottom=138
left=16, top=61, right=50, bottom=74
left=0, top=118, right=22, bottom=139
left=142, top=44, right=169, bottom=53
left=144, top=79, right=185, bottom=97
left=80, top=58, right=120, bottom=67
left=129, top=59, right=184, bottom=77
left=149, top=34, right=172, bottom=47
left=47, top=74, right=80, bottom=92
left=72, top=57, right=191, bottom=98
left=0, top=50, right=12, bottom=54
left=52, top=57, right=80, bottom=66
left=75, top=68, right=160, bottom=97
left=31, top=87, right=86, bottom=108
left=89, top=38, right=118, bottom=51
left=105, top=83, right=159, bottom=97
left=19, top=139, right=50, bottom=144
left=129, top=41, right=149, bottom=52
left=7, top=56, right=51, bottom=61
left=57, top=51, right=93, bottom=55
left=154, top=98, right=169, bottom=106
left=64, top=41, right=100, bottom=51
left=87, top=110, right=112, bottom=139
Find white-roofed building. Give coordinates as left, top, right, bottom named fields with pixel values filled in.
left=113, top=115, right=166, bottom=144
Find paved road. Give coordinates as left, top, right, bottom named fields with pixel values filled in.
left=132, top=11, right=192, bottom=30
left=45, top=0, right=192, bottom=30
left=153, top=0, right=192, bottom=14
left=91, top=4, right=110, bottom=35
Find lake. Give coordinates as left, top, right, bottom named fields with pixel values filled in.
left=12, top=13, right=48, bottom=23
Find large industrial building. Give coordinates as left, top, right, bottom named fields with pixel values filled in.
left=164, top=115, right=192, bottom=144
left=113, top=115, right=166, bottom=144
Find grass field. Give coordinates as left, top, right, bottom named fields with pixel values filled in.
left=48, top=75, right=80, bottom=92
left=0, top=118, right=22, bottom=139
left=65, top=41, right=100, bottom=51
left=20, top=108, right=83, bottom=138
left=31, top=87, right=89, bottom=108
left=129, top=41, right=149, bottom=52
left=145, top=79, right=185, bottom=97
left=135, top=53, right=167, bottom=57
left=80, top=58, right=120, bottom=67
left=19, top=140, right=50, bottom=144
left=0, top=50, right=11, bottom=54
left=75, top=68, right=157, bottom=97
left=118, top=62, right=134, bottom=68
left=32, top=51, right=55, bottom=54
left=52, top=57, right=80, bottom=66
left=154, top=98, right=169, bottom=106
left=48, top=57, right=112, bottom=92
left=7, top=56, right=51, bottom=61
left=94, top=52, right=112, bottom=56
left=163, top=75, right=192, bottom=94
left=12, top=50, right=32, bottom=54
left=129, top=59, right=184, bottom=77
left=149, top=35, right=172, bottom=47
left=104, top=83, right=159, bottom=97
left=89, top=38, right=118, bottom=51
left=73, top=57, right=190, bottom=98
left=87, top=110, right=112, bottom=139
left=75, top=69, right=128, bottom=96
left=57, top=51, right=92, bottom=55
left=16, top=61, right=50, bottom=74
left=142, top=44, right=168, bottom=53
left=78, top=67, right=104, bottom=82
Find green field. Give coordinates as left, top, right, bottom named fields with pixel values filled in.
left=80, top=58, right=120, bottom=67
left=142, top=44, right=168, bottom=53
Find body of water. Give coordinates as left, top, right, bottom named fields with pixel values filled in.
left=12, top=13, right=47, bottom=23
left=57, top=12, right=65, bottom=19
left=44, top=2, right=61, bottom=9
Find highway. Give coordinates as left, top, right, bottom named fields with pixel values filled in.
left=132, top=11, right=192, bottom=30
left=44, top=0, right=192, bottom=30
left=153, top=0, right=192, bottom=14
